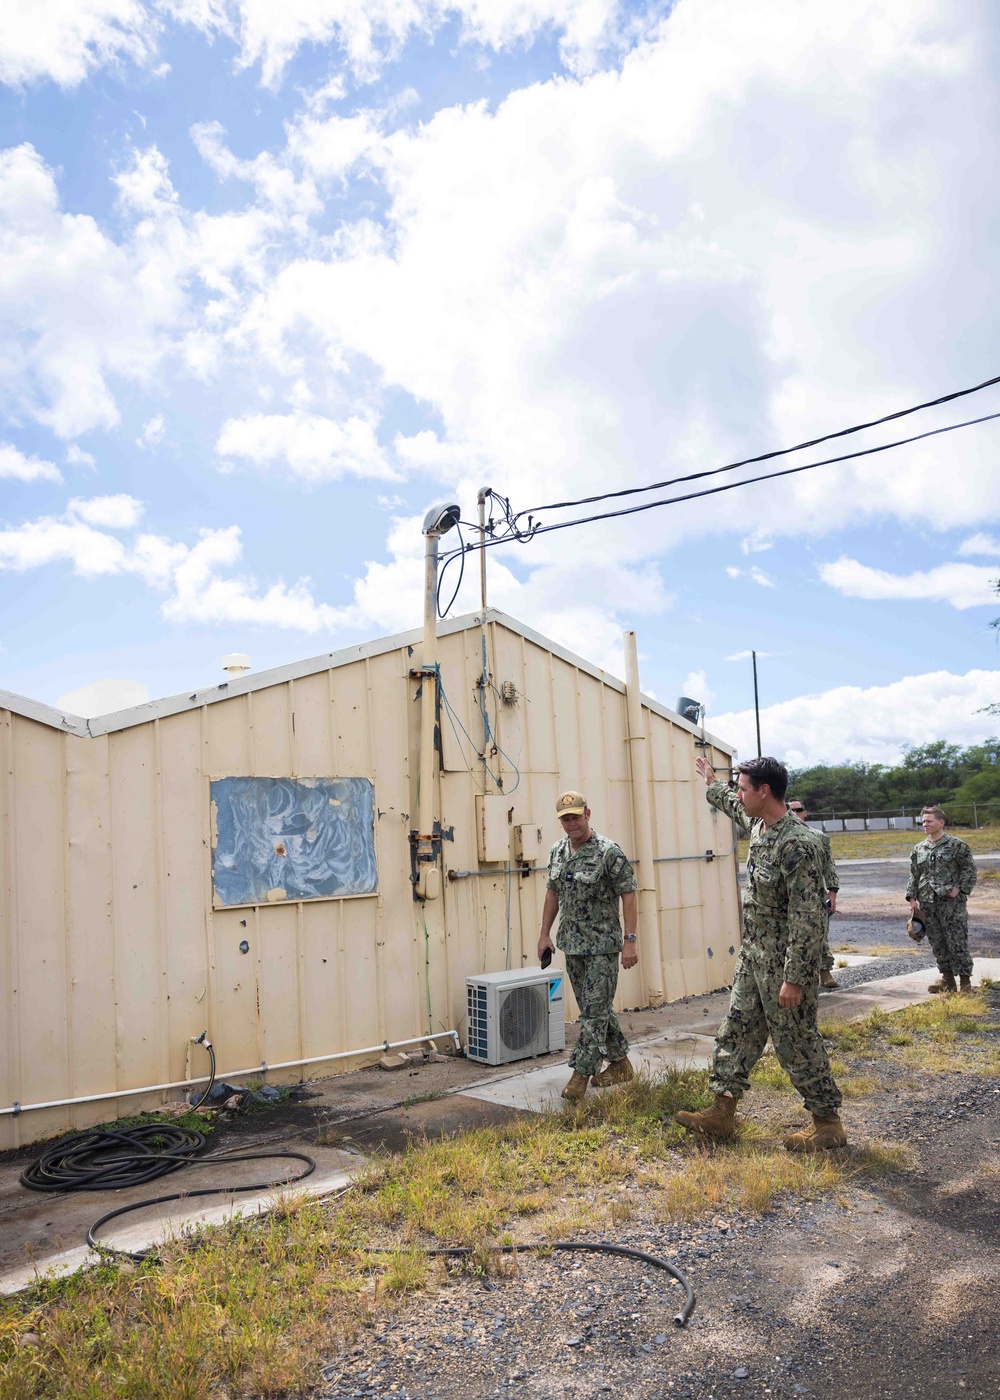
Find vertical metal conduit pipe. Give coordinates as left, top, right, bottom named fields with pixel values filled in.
left=623, top=630, right=664, bottom=1007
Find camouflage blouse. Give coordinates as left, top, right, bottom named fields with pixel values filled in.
left=547, top=832, right=637, bottom=956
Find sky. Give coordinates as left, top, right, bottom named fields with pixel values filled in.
left=2, top=0, right=1000, bottom=767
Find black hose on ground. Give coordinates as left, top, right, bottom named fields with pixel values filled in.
left=416, top=1239, right=696, bottom=1327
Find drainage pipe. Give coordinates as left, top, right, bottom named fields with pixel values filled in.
left=623, top=629, right=663, bottom=1007
left=0, top=1030, right=462, bottom=1118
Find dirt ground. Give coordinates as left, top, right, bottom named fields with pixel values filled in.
left=313, top=1036, right=1000, bottom=1400
left=313, top=868, right=1000, bottom=1400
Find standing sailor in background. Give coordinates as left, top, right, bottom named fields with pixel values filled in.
left=906, top=805, right=977, bottom=995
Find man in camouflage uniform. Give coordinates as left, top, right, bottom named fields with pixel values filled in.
left=906, top=805, right=977, bottom=995
left=538, top=790, right=638, bottom=1102
left=787, top=799, right=840, bottom=990
left=676, top=756, right=846, bottom=1152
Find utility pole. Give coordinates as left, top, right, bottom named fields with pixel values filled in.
left=752, top=650, right=762, bottom=758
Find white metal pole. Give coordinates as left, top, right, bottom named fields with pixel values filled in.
left=416, top=531, right=440, bottom=900
left=623, top=630, right=664, bottom=1007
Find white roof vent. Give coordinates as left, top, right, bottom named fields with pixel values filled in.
left=222, top=653, right=251, bottom=678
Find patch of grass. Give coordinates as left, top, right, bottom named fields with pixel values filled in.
left=820, top=992, right=999, bottom=1074
left=740, top=825, right=1000, bottom=861
left=399, top=1090, right=445, bottom=1108
left=980, top=975, right=999, bottom=990
left=0, top=1063, right=912, bottom=1400
left=749, top=1057, right=795, bottom=1094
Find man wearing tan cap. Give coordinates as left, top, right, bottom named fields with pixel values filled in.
left=538, top=791, right=638, bottom=1102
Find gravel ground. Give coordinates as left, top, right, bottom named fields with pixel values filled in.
left=311, top=990, right=1000, bottom=1400
left=819, top=954, right=935, bottom=989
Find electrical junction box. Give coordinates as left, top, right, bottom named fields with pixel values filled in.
left=476, top=794, right=511, bottom=863
left=466, top=967, right=566, bottom=1065
left=514, top=822, right=544, bottom=865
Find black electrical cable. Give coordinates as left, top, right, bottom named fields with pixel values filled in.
left=521, top=368, right=1000, bottom=515
left=435, top=520, right=467, bottom=618
left=86, top=1149, right=316, bottom=1260
left=442, top=405, right=1000, bottom=557
left=360, top=1239, right=695, bottom=1327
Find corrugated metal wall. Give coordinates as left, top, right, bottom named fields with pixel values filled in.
left=0, top=614, right=740, bottom=1147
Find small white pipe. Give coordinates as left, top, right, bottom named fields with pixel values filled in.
left=0, top=1031, right=462, bottom=1118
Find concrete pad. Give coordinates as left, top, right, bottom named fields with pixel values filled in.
left=819, top=957, right=1000, bottom=1021
left=457, top=1030, right=716, bottom=1113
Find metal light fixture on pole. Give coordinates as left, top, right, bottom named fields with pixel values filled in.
left=415, top=503, right=461, bottom=900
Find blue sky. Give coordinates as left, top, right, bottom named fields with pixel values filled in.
left=2, top=0, right=1000, bottom=764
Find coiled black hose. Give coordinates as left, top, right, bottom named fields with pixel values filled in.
left=20, top=1037, right=316, bottom=1263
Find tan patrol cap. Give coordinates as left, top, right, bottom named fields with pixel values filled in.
left=555, top=790, right=588, bottom=816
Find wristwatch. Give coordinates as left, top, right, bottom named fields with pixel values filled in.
left=624, top=934, right=637, bottom=943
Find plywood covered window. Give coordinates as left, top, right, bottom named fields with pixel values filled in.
left=211, top=776, right=378, bottom=907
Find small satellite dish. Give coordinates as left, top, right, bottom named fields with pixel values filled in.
left=676, top=696, right=703, bottom=724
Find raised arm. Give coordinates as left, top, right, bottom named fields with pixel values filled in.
left=697, top=756, right=752, bottom=833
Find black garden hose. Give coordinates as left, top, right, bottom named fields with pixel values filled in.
left=409, top=1239, right=696, bottom=1326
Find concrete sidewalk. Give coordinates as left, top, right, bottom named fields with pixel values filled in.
left=2, top=956, right=997, bottom=1297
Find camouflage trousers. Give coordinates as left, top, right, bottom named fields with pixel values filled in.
left=820, top=912, right=834, bottom=974
left=565, top=953, right=629, bottom=1078
left=711, top=945, right=842, bottom=1117
left=922, top=898, right=973, bottom=979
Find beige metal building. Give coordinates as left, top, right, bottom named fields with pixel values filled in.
left=0, top=609, right=740, bottom=1148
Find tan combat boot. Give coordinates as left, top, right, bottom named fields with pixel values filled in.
left=591, top=1057, right=635, bottom=1088
left=561, top=1071, right=589, bottom=1102
left=928, top=973, right=957, bottom=994
left=819, top=969, right=839, bottom=990
left=959, top=976, right=974, bottom=996
left=784, top=1112, right=847, bottom=1152
left=676, top=1093, right=737, bottom=1140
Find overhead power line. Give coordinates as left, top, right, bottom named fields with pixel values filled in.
left=446, top=406, right=1000, bottom=560
left=521, top=369, right=1000, bottom=517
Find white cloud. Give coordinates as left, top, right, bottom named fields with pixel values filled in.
left=724, top=565, right=777, bottom=587
left=0, top=514, right=130, bottom=577
left=820, top=557, right=999, bottom=609
left=0, top=0, right=154, bottom=88
left=678, top=669, right=714, bottom=712
left=740, top=532, right=773, bottom=555
left=56, top=678, right=149, bottom=715
left=0, top=143, right=185, bottom=437
left=136, top=414, right=166, bottom=447
left=0, top=442, right=62, bottom=483
left=725, top=649, right=774, bottom=662
left=710, top=669, right=1000, bottom=768
left=0, top=503, right=347, bottom=631
left=65, top=444, right=96, bottom=469
left=1, top=1, right=626, bottom=93
left=958, top=532, right=1000, bottom=557
left=68, top=494, right=145, bottom=528
left=176, top=0, right=624, bottom=88
left=216, top=412, right=396, bottom=482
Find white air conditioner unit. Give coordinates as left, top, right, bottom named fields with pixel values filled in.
left=466, top=967, right=566, bottom=1066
